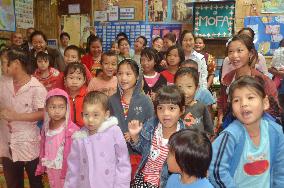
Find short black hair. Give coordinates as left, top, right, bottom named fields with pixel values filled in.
left=83, top=91, right=109, bottom=111
left=102, top=50, right=117, bottom=62
left=152, top=36, right=163, bottom=44
left=64, top=62, right=86, bottom=79
left=117, top=58, right=139, bottom=78
left=180, top=59, right=198, bottom=70
left=64, top=45, right=81, bottom=57
left=136, top=36, right=148, bottom=47
left=174, top=67, right=199, bottom=87
left=180, top=30, right=194, bottom=45
left=7, top=48, right=29, bottom=72
left=30, top=30, right=47, bottom=42
left=154, top=85, right=185, bottom=113
left=86, top=35, right=103, bottom=53
left=36, top=51, right=52, bottom=66
left=164, top=32, right=176, bottom=43
left=165, top=45, right=185, bottom=65
left=60, top=32, right=70, bottom=40
left=141, top=47, right=159, bottom=65
left=116, top=32, right=128, bottom=40
left=118, top=37, right=130, bottom=47
left=168, top=129, right=212, bottom=178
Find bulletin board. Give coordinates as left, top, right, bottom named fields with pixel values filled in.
left=94, top=21, right=182, bottom=52
left=244, top=16, right=284, bottom=56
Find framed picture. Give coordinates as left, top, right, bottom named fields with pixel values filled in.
left=119, top=7, right=135, bottom=20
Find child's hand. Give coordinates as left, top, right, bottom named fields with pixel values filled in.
left=128, top=120, right=143, bottom=143
left=124, top=132, right=131, bottom=142
left=160, top=60, right=168, bottom=68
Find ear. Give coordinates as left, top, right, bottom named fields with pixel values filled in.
left=263, top=95, right=270, bottom=111
left=105, top=110, right=110, bottom=119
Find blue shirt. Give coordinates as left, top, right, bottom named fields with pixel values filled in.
left=194, top=88, right=216, bottom=105
left=166, top=174, right=213, bottom=188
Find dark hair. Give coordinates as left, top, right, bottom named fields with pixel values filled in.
left=164, top=32, right=176, bottom=43
left=118, top=38, right=130, bottom=47
left=64, top=62, right=87, bottom=79
left=83, top=91, right=109, bottom=111
left=180, top=30, right=195, bottom=44
left=102, top=50, right=118, bottom=62
left=154, top=85, right=185, bottom=112
left=136, top=36, right=148, bottom=47
left=174, top=67, right=199, bottom=87
left=86, top=35, right=102, bottom=53
left=152, top=36, right=163, bottom=44
left=166, top=45, right=185, bottom=65
left=117, top=59, right=139, bottom=78
left=180, top=59, right=198, bottom=70
left=30, top=30, right=48, bottom=42
left=238, top=27, right=255, bottom=39
left=141, top=47, right=159, bottom=65
left=228, top=76, right=266, bottom=103
left=116, top=32, right=128, bottom=40
left=64, top=45, right=81, bottom=57
left=168, top=129, right=212, bottom=178
left=227, top=34, right=258, bottom=66
left=36, top=51, right=52, bottom=66
left=7, top=48, right=29, bottom=72
left=195, top=36, right=205, bottom=43
left=60, top=32, right=70, bottom=40
left=279, top=39, right=284, bottom=47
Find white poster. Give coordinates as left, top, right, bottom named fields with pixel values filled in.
left=94, top=11, right=108, bottom=22
left=15, top=0, right=34, bottom=29
left=108, top=6, right=119, bottom=21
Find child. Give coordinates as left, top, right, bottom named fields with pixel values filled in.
left=64, top=62, right=87, bottom=127
left=134, top=36, right=147, bottom=65
left=163, top=32, right=176, bottom=52
left=81, top=35, right=103, bottom=77
left=87, top=51, right=118, bottom=96
left=209, top=76, right=284, bottom=187
left=128, top=85, right=187, bottom=188
left=174, top=67, right=214, bottom=134
left=64, top=91, right=131, bottom=188
left=108, top=59, right=154, bottom=178
left=117, top=38, right=135, bottom=63
left=35, top=88, right=79, bottom=188
left=166, top=129, right=213, bottom=188
left=141, top=47, right=167, bottom=100
left=33, top=51, right=61, bottom=91
left=0, top=49, right=47, bottom=188
left=152, top=36, right=164, bottom=53
left=110, top=41, right=120, bottom=55
left=161, top=45, right=185, bottom=85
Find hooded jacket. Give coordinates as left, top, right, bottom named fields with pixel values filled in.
left=35, top=88, right=79, bottom=178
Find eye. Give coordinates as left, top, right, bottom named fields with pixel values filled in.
left=232, top=98, right=239, bottom=103
left=248, top=96, right=254, bottom=100
left=157, top=106, right=163, bottom=110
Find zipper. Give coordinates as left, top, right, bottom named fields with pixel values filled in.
left=72, top=98, right=76, bottom=124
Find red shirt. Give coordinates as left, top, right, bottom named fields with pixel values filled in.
left=161, top=70, right=174, bottom=85
left=33, top=67, right=60, bottom=91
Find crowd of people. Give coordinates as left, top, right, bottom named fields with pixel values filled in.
left=0, top=27, right=284, bottom=188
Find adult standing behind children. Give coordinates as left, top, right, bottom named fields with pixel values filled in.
left=58, top=32, right=70, bottom=57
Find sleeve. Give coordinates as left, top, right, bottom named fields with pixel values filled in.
left=113, top=126, right=131, bottom=188
left=209, top=132, right=237, bottom=188
left=203, top=105, right=214, bottom=135
left=217, top=84, right=227, bottom=116
left=221, top=57, right=230, bottom=81
left=272, top=128, right=284, bottom=187
left=198, top=57, right=208, bottom=89
left=64, top=140, right=81, bottom=188
left=165, top=174, right=176, bottom=188
left=33, top=85, right=47, bottom=110
left=144, top=96, right=154, bottom=122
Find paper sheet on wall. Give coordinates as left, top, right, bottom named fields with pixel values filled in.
left=0, top=0, right=16, bottom=31
left=15, top=0, right=34, bottom=29
left=63, top=16, right=81, bottom=46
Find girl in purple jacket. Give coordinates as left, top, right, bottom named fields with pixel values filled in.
left=64, top=91, right=131, bottom=188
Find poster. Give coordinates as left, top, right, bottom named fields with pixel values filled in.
left=119, top=8, right=135, bottom=20
left=63, top=15, right=81, bottom=46
left=172, top=1, right=194, bottom=23
left=194, top=2, right=235, bottom=39
left=244, top=16, right=284, bottom=56
left=108, top=6, right=119, bottom=21
left=152, top=24, right=182, bottom=39
left=0, top=0, right=16, bottom=31
left=261, top=0, right=284, bottom=13
left=15, top=0, right=34, bottom=29
left=94, top=11, right=108, bottom=22
left=147, top=0, right=168, bottom=22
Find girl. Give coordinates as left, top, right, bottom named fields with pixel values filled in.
left=152, top=36, right=164, bottom=53
left=117, top=38, right=135, bottom=63
left=134, top=36, right=147, bottom=65
left=152, top=37, right=165, bottom=72
left=218, top=34, right=279, bottom=130
left=109, top=59, right=154, bottom=178
left=163, top=32, right=176, bottom=52
left=166, top=129, right=213, bottom=188
left=160, top=45, right=185, bottom=85
left=110, top=41, right=120, bottom=55
left=141, top=47, right=167, bottom=101
left=81, top=35, right=103, bottom=77
left=0, top=49, right=47, bottom=188
left=35, top=88, right=79, bottom=188
left=64, top=91, right=131, bottom=188
left=128, top=85, right=186, bottom=188
left=180, top=30, right=208, bottom=88
left=64, top=62, right=87, bottom=127
left=174, top=67, right=214, bottom=135
left=209, top=76, right=284, bottom=188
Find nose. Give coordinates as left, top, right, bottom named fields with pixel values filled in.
left=240, top=99, right=248, bottom=108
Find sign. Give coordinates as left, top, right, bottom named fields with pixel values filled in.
left=68, top=4, right=80, bottom=14
left=15, top=0, right=34, bottom=29
left=94, top=11, right=108, bottom=22
left=194, top=2, right=235, bottom=39
left=244, top=16, right=284, bottom=56
left=108, top=6, right=119, bottom=21
left=119, top=7, right=135, bottom=20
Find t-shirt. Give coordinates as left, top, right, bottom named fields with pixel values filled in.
left=144, top=72, right=160, bottom=87
left=161, top=70, right=175, bottom=85
left=194, top=87, right=216, bottom=106
left=87, top=76, right=117, bottom=96
left=166, top=174, right=214, bottom=188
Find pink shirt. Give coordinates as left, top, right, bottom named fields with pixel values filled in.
left=0, top=76, right=47, bottom=162
left=87, top=76, right=117, bottom=96
left=144, top=72, right=160, bottom=87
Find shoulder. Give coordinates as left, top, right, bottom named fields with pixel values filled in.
left=193, top=50, right=205, bottom=60
left=47, top=47, right=60, bottom=56
left=30, top=77, right=47, bottom=93
left=267, top=119, right=284, bottom=136
left=72, top=129, right=89, bottom=140
left=166, top=174, right=179, bottom=186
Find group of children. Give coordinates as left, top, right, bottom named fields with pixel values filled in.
left=0, top=28, right=283, bottom=188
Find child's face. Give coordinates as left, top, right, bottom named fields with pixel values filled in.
left=37, top=58, right=49, bottom=72
left=82, top=103, right=110, bottom=135
left=182, top=33, right=195, bottom=53
left=46, top=96, right=67, bottom=122
left=166, top=49, right=180, bottom=67
left=163, top=38, right=175, bottom=51
left=152, top=38, right=163, bottom=52
left=167, top=151, right=181, bottom=173
left=175, top=74, right=197, bottom=105
left=157, top=103, right=183, bottom=129
left=119, top=40, right=130, bottom=55
left=60, top=35, right=69, bottom=47
left=101, top=55, right=117, bottom=78
left=64, top=49, right=80, bottom=65
left=134, top=37, right=145, bottom=52
left=0, top=55, right=9, bottom=76
left=111, top=43, right=119, bottom=54
left=194, top=38, right=205, bottom=52
left=7, top=59, right=20, bottom=77
left=141, top=55, right=155, bottom=74
left=231, top=87, right=269, bottom=128
left=89, top=41, right=102, bottom=57
left=228, top=40, right=251, bottom=69
left=65, top=69, right=86, bottom=92
left=117, top=63, right=137, bottom=92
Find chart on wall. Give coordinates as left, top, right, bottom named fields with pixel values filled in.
left=15, top=0, right=34, bottom=29
left=0, top=0, right=16, bottom=31
left=261, top=0, right=284, bottom=13
left=94, top=21, right=182, bottom=51
left=193, top=1, right=235, bottom=39
left=244, top=16, right=284, bottom=56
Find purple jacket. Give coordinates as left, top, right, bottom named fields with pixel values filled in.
left=64, top=116, right=131, bottom=188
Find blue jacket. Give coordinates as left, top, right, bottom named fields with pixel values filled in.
left=130, top=117, right=186, bottom=188
left=209, top=117, right=284, bottom=188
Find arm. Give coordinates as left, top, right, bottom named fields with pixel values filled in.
left=114, top=127, right=131, bottom=188
left=203, top=105, right=214, bottom=135
left=199, top=57, right=208, bottom=89
left=0, top=108, right=44, bottom=122
left=209, top=132, right=237, bottom=188
left=64, top=140, right=80, bottom=188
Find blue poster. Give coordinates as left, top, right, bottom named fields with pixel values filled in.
left=244, top=16, right=284, bottom=56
